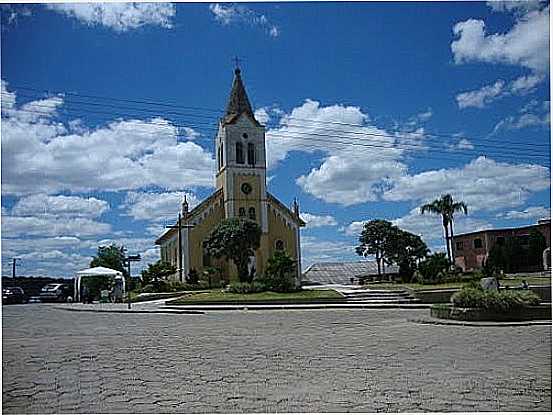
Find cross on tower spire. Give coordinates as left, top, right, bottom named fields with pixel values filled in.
left=233, top=56, right=242, bottom=72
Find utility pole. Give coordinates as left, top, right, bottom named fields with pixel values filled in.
left=165, top=214, right=194, bottom=282
left=124, top=254, right=141, bottom=310
left=11, top=258, right=21, bottom=279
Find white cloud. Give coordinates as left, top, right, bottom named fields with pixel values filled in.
left=2, top=236, right=83, bottom=254
left=254, top=108, right=270, bottom=125
left=12, top=250, right=92, bottom=277
left=456, top=74, right=544, bottom=109
left=509, top=73, right=544, bottom=94
left=0, top=4, right=32, bottom=27
left=1, top=82, right=215, bottom=196
left=456, top=80, right=506, bottom=109
left=91, top=237, right=153, bottom=253
left=12, top=194, right=109, bottom=218
left=392, top=208, right=493, bottom=247
left=300, top=213, right=337, bottom=228
left=343, top=211, right=493, bottom=249
left=449, top=138, right=475, bottom=151
left=492, top=99, right=550, bottom=132
left=297, top=155, right=406, bottom=206
left=2, top=216, right=111, bottom=238
left=497, top=205, right=551, bottom=220
left=209, top=4, right=279, bottom=37
left=181, top=127, right=200, bottom=140
left=123, top=191, right=199, bottom=222
left=383, top=156, right=550, bottom=212
left=343, top=220, right=365, bottom=237
left=266, top=99, right=417, bottom=205
left=416, top=109, right=433, bottom=122
left=486, top=1, right=544, bottom=15
left=45, top=3, right=176, bottom=32
left=301, top=236, right=357, bottom=269
left=451, top=5, right=549, bottom=73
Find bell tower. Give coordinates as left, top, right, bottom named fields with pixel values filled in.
left=215, top=68, right=268, bottom=233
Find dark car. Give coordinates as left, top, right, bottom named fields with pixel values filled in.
left=3, top=287, right=28, bottom=304
left=39, top=283, right=73, bottom=303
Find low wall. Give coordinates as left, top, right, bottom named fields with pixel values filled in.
left=431, top=305, right=551, bottom=322
left=529, top=285, right=551, bottom=302
left=408, top=288, right=458, bottom=304
left=408, top=285, right=551, bottom=304
left=166, top=298, right=348, bottom=306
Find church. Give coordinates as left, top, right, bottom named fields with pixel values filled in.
left=155, top=68, right=305, bottom=285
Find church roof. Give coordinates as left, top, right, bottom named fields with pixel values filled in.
left=302, top=261, right=399, bottom=285
left=223, top=68, right=261, bottom=127
left=155, top=189, right=223, bottom=245
left=267, top=192, right=306, bottom=227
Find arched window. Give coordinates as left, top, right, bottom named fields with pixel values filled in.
left=248, top=207, right=256, bottom=220
left=275, top=240, right=285, bottom=251
left=247, top=143, right=255, bottom=165
left=236, top=142, right=244, bottom=164
left=239, top=207, right=246, bottom=217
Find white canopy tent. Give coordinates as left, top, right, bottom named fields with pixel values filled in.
left=74, top=266, right=125, bottom=302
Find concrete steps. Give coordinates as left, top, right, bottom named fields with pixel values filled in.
left=340, top=289, right=420, bottom=304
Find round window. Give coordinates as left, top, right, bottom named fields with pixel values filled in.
left=242, top=133, right=248, bottom=139
left=241, top=183, right=252, bottom=195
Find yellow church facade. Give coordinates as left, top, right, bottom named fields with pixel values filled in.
left=155, top=68, right=305, bottom=284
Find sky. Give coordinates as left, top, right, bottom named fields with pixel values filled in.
left=1, top=1, right=550, bottom=277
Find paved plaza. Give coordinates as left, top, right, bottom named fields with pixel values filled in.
left=2, top=304, right=551, bottom=413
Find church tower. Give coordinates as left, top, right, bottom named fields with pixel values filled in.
left=156, top=68, right=304, bottom=285
left=215, top=68, right=269, bottom=233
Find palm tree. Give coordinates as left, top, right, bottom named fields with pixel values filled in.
left=420, top=194, right=468, bottom=262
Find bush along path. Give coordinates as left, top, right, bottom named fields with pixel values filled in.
left=430, top=286, right=551, bottom=322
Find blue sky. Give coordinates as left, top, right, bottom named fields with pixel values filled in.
left=1, top=1, right=550, bottom=277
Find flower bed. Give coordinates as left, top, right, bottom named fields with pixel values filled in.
left=430, top=287, right=550, bottom=321
left=431, top=304, right=551, bottom=322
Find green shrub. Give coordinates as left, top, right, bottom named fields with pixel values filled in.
left=139, top=280, right=209, bottom=293
left=186, top=269, right=199, bottom=285
left=414, top=252, right=451, bottom=284
left=228, top=281, right=266, bottom=294
left=257, top=251, right=298, bottom=293
left=451, top=287, right=541, bottom=312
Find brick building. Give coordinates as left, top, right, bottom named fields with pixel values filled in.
left=452, top=219, right=551, bottom=272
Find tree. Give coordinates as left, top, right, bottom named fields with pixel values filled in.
left=420, top=194, right=468, bottom=263
left=90, top=244, right=128, bottom=277
left=387, top=230, right=429, bottom=282
left=355, top=220, right=396, bottom=276
left=355, top=220, right=428, bottom=280
left=416, top=252, right=450, bottom=284
left=528, top=229, right=546, bottom=268
left=204, top=218, right=262, bottom=283
left=140, top=260, right=176, bottom=285
left=260, top=251, right=297, bottom=292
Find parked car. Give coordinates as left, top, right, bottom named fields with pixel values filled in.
left=3, top=287, right=28, bottom=304
left=39, top=283, right=73, bottom=303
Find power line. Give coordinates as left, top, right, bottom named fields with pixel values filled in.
left=5, top=104, right=550, bottom=165
left=11, top=90, right=550, bottom=157
left=9, top=84, right=551, bottom=150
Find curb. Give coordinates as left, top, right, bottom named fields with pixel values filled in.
left=409, top=317, right=552, bottom=327
left=161, top=303, right=433, bottom=311
left=56, top=307, right=204, bottom=315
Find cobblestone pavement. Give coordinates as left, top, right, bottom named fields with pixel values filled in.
left=2, top=304, right=551, bottom=413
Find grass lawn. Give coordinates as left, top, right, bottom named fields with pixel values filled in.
left=167, top=289, right=343, bottom=304
left=366, top=276, right=550, bottom=291
left=129, top=291, right=187, bottom=303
